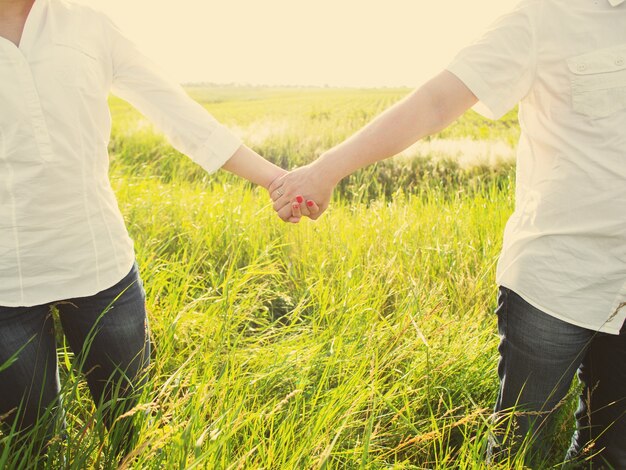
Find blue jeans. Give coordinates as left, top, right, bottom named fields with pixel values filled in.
left=489, top=287, right=626, bottom=468
left=0, top=263, right=150, bottom=449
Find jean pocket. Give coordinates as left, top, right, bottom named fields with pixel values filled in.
left=568, top=43, right=626, bottom=119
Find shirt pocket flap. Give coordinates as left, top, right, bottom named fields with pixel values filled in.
left=567, top=44, right=626, bottom=75
left=52, top=39, right=99, bottom=61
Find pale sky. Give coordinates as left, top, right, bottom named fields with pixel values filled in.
left=81, top=0, right=520, bottom=87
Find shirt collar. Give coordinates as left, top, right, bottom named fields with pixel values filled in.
left=608, top=0, right=625, bottom=6
left=19, top=0, right=47, bottom=55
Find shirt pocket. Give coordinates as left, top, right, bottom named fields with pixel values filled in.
left=567, top=43, right=626, bottom=119
left=50, top=40, right=102, bottom=93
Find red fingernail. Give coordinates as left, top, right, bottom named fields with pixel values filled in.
left=296, top=196, right=303, bottom=204
left=307, top=200, right=314, bottom=207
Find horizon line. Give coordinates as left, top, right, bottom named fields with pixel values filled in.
left=181, top=81, right=415, bottom=90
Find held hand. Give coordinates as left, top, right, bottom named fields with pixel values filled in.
left=269, top=163, right=334, bottom=223
left=288, top=196, right=321, bottom=223
left=272, top=194, right=320, bottom=224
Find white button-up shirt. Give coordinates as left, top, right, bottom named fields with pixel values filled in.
left=447, top=0, right=626, bottom=334
left=1, top=0, right=242, bottom=307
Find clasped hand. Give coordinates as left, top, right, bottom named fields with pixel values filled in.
left=268, top=163, right=334, bottom=223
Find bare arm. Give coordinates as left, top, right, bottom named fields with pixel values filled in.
left=222, top=145, right=312, bottom=223
left=222, top=145, right=287, bottom=190
left=107, top=17, right=297, bottom=206
left=313, top=71, right=477, bottom=182
left=269, top=71, right=478, bottom=221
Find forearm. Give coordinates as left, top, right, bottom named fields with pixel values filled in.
left=312, top=71, right=477, bottom=184
left=222, top=145, right=286, bottom=189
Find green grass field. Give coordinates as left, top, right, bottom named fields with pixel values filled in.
left=2, top=87, right=577, bottom=469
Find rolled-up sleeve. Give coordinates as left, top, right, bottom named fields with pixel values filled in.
left=107, top=20, right=241, bottom=173
left=446, top=0, right=540, bottom=120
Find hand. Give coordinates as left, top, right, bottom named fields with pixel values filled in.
left=269, top=163, right=335, bottom=223
left=266, top=169, right=319, bottom=224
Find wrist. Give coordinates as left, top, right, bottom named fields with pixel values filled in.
left=311, top=149, right=345, bottom=186
left=265, top=167, right=288, bottom=191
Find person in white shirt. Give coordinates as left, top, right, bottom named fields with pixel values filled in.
left=0, top=0, right=318, bottom=455
left=271, top=0, right=626, bottom=467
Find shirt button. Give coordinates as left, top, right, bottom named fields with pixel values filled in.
left=616, top=57, right=625, bottom=67
left=577, top=64, right=587, bottom=72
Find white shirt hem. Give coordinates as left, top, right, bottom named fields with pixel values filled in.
left=0, top=256, right=136, bottom=308
left=499, top=282, right=623, bottom=335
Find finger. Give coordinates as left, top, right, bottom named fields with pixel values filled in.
left=268, top=175, right=285, bottom=194
left=306, top=200, right=324, bottom=220
left=293, top=195, right=310, bottom=217
left=291, top=201, right=302, bottom=219
left=299, top=205, right=310, bottom=217
left=270, top=187, right=286, bottom=202
left=277, top=204, right=295, bottom=222
left=273, top=196, right=291, bottom=212
left=305, top=200, right=320, bottom=215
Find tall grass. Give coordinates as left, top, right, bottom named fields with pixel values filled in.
left=0, top=87, right=578, bottom=468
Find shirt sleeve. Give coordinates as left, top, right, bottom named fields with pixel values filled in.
left=106, top=20, right=242, bottom=174
left=446, top=0, right=541, bottom=120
